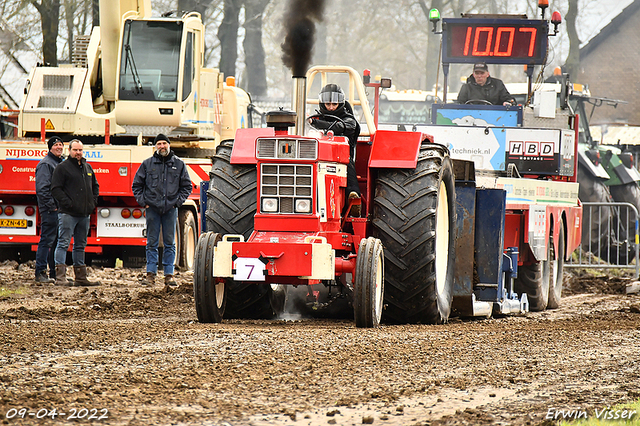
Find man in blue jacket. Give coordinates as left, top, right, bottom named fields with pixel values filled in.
left=51, top=139, right=100, bottom=286
left=132, top=134, right=192, bottom=286
left=34, top=136, right=64, bottom=283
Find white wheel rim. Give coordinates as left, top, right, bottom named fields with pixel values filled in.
left=435, top=181, right=450, bottom=296
left=374, top=248, right=383, bottom=322
left=215, top=281, right=224, bottom=309
left=186, top=224, right=196, bottom=270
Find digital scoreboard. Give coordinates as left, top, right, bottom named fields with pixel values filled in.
left=442, top=18, right=549, bottom=65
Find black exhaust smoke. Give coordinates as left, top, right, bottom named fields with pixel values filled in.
left=281, top=0, right=326, bottom=77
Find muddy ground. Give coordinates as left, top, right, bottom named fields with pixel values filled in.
left=1, top=260, right=639, bottom=426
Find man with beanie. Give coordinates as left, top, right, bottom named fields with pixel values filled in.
left=132, top=134, right=192, bottom=286
left=51, top=139, right=100, bottom=286
left=34, top=136, right=64, bottom=283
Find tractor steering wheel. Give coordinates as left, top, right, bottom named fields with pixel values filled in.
left=465, top=99, right=493, bottom=105
left=308, top=113, right=346, bottom=134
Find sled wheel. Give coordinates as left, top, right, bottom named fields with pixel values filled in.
left=547, top=224, right=566, bottom=309
left=193, top=232, right=226, bottom=323
left=354, top=237, right=384, bottom=328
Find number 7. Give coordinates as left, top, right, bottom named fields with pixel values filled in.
left=519, top=27, right=537, bottom=57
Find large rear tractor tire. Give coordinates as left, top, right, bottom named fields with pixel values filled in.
left=178, top=209, right=197, bottom=271
left=204, top=140, right=279, bottom=318
left=372, top=143, right=456, bottom=324
left=608, top=182, right=640, bottom=262
left=577, top=167, right=615, bottom=259
left=205, top=140, right=257, bottom=239
left=547, top=224, right=566, bottom=310
left=193, top=232, right=226, bottom=323
left=354, top=237, right=384, bottom=328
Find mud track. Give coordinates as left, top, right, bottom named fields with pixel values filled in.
left=1, top=260, right=639, bottom=425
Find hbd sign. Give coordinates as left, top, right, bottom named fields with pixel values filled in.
left=504, top=128, right=563, bottom=175
left=509, top=140, right=555, bottom=158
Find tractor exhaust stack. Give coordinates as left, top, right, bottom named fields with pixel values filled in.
left=292, top=76, right=307, bottom=135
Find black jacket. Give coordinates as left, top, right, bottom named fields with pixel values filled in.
left=51, top=157, right=99, bottom=217
left=132, top=150, right=192, bottom=215
left=310, top=101, right=360, bottom=157
left=35, top=151, right=63, bottom=213
left=457, top=75, right=515, bottom=105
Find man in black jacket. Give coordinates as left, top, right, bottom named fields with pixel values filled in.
left=457, top=62, right=515, bottom=106
left=34, top=136, right=64, bottom=283
left=308, top=83, right=361, bottom=217
left=132, top=134, right=192, bottom=286
left=51, top=139, right=100, bottom=286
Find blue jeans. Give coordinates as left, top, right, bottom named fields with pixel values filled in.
left=145, top=207, right=177, bottom=275
left=35, top=210, right=58, bottom=277
left=54, top=213, right=90, bottom=266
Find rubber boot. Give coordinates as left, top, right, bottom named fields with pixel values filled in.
left=348, top=192, right=361, bottom=217
left=55, top=264, right=69, bottom=286
left=73, top=265, right=100, bottom=286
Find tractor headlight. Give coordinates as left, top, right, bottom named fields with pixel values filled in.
left=262, top=197, right=278, bottom=213
left=295, top=198, right=312, bottom=213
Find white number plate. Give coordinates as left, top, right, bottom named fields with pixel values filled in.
left=233, top=257, right=266, bottom=281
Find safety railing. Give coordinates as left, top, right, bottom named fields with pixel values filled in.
left=566, top=201, right=639, bottom=279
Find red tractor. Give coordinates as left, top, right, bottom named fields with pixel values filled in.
left=194, top=66, right=457, bottom=327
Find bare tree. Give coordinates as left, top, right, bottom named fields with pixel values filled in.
left=178, top=0, right=214, bottom=16
left=243, top=0, right=269, bottom=96
left=218, top=0, right=242, bottom=78
left=563, top=0, right=580, bottom=78
left=30, top=0, right=61, bottom=66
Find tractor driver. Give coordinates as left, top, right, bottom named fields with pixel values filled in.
left=308, top=83, right=361, bottom=217
left=457, top=62, right=515, bottom=106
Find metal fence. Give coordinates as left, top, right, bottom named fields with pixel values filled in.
left=566, top=201, right=639, bottom=279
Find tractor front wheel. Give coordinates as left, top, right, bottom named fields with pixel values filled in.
left=193, top=232, right=226, bottom=323
left=354, top=237, right=384, bottom=328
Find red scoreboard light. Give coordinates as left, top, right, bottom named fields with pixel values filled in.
left=442, top=18, right=549, bottom=65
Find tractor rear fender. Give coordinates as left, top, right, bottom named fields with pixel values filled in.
left=577, top=147, right=610, bottom=180
left=368, top=130, right=431, bottom=169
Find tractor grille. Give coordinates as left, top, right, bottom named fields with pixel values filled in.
left=260, top=163, right=313, bottom=214
left=257, top=138, right=317, bottom=160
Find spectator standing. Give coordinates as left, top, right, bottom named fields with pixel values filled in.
left=34, top=136, right=64, bottom=283
left=51, top=139, right=100, bottom=286
left=132, top=134, right=192, bottom=286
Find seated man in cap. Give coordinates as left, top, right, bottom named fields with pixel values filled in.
left=457, top=62, right=515, bottom=106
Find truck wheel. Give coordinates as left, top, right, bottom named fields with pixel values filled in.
left=354, top=237, right=384, bottom=328
left=372, top=143, right=456, bottom=324
left=515, top=243, right=551, bottom=312
left=547, top=224, right=566, bottom=309
left=178, top=210, right=197, bottom=271
left=205, top=140, right=257, bottom=239
left=193, top=232, right=226, bottom=323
